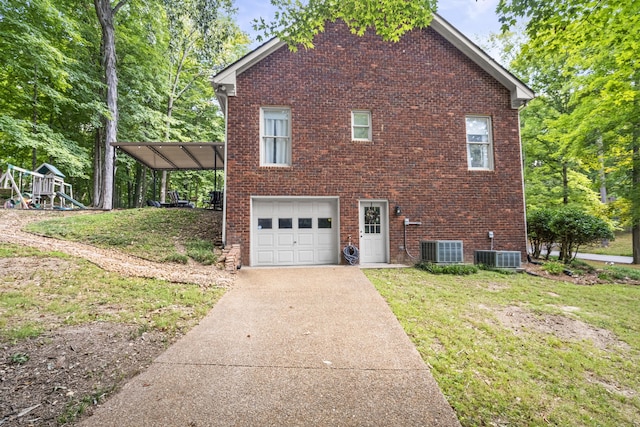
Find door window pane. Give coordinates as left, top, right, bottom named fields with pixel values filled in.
left=278, top=218, right=293, bottom=229
left=318, top=218, right=332, bottom=229
left=364, top=206, right=381, bottom=234
left=298, top=218, right=312, bottom=229
left=258, top=218, right=272, bottom=229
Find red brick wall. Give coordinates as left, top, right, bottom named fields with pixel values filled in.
left=224, top=21, right=527, bottom=265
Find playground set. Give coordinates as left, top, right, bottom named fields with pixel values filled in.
left=0, top=163, right=85, bottom=210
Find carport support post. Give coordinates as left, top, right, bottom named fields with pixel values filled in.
left=152, top=170, right=157, bottom=202
left=214, top=147, right=218, bottom=190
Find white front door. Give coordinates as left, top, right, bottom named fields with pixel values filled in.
left=359, top=201, right=388, bottom=263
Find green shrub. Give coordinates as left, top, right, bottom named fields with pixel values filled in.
left=542, top=261, right=564, bottom=275
left=550, top=207, right=614, bottom=263
left=415, top=262, right=478, bottom=275
left=527, top=208, right=556, bottom=259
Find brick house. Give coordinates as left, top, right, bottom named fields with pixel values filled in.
left=212, top=15, right=534, bottom=267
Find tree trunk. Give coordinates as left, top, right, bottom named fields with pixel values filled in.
left=32, top=64, right=38, bottom=171
left=161, top=171, right=168, bottom=203
left=562, top=162, right=569, bottom=205
left=632, top=133, right=640, bottom=264
left=94, top=0, right=128, bottom=210
left=597, top=134, right=609, bottom=247
left=632, top=72, right=640, bottom=265
left=93, top=128, right=104, bottom=207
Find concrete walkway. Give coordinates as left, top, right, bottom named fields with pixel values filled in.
left=80, top=267, right=460, bottom=427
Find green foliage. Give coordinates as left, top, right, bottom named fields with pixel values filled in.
left=527, top=207, right=615, bottom=264
left=527, top=208, right=556, bottom=259
left=551, top=207, right=614, bottom=263
left=254, top=0, right=437, bottom=50
left=0, top=0, right=248, bottom=209
left=10, top=352, right=30, bottom=365
left=541, top=261, right=564, bottom=275
left=415, top=262, right=478, bottom=275
left=498, top=0, right=640, bottom=263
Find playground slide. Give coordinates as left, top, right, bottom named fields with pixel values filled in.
left=55, top=191, right=86, bottom=209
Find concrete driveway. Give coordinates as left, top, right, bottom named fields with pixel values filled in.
left=80, top=266, right=460, bottom=426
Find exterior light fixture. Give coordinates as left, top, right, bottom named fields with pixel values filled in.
left=395, top=205, right=402, bottom=216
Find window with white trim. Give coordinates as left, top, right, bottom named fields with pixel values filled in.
left=466, top=116, right=494, bottom=170
left=261, top=107, right=291, bottom=166
left=352, top=110, right=372, bottom=141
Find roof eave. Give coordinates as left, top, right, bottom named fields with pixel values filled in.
left=429, top=15, right=534, bottom=109
left=212, top=15, right=535, bottom=110
left=212, top=38, right=287, bottom=99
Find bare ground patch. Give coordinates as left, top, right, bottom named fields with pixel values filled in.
left=0, top=209, right=230, bottom=425
left=494, top=305, right=629, bottom=351
left=1, top=323, right=169, bottom=426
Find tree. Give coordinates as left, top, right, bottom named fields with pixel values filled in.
left=93, top=0, right=130, bottom=210
left=254, top=0, right=437, bottom=50
left=159, top=0, right=247, bottom=203
left=498, top=0, right=640, bottom=263
left=0, top=0, right=94, bottom=177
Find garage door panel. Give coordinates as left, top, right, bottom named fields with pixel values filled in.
left=277, top=202, right=294, bottom=215
left=317, top=232, right=334, bottom=246
left=317, top=249, right=335, bottom=263
left=297, top=250, right=315, bottom=263
left=297, top=202, right=314, bottom=215
left=256, top=251, right=275, bottom=264
left=257, top=234, right=275, bottom=246
left=277, top=233, right=295, bottom=245
left=297, top=232, right=314, bottom=246
left=277, top=250, right=294, bottom=264
left=252, top=198, right=338, bottom=266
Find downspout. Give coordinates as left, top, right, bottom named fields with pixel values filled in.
left=218, top=90, right=229, bottom=247
left=517, top=102, right=529, bottom=257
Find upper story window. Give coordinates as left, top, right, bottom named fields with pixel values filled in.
left=466, top=116, right=494, bottom=170
left=261, top=107, right=291, bottom=166
left=352, top=110, right=372, bottom=141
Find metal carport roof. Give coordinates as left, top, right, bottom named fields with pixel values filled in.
left=112, top=142, right=224, bottom=171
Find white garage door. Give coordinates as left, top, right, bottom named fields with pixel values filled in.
left=252, top=198, right=339, bottom=266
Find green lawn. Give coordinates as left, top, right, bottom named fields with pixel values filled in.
left=25, top=208, right=219, bottom=264
left=584, top=231, right=633, bottom=257
left=365, top=268, right=640, bottom=427
left=0, top=244, right=225, bottom=342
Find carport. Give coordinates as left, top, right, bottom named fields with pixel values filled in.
left=112, top=141, right=225, bottom=204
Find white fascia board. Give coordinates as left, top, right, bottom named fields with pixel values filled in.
left=212, top=17, right=534, bottom=108
left=430, top=15, right=534, bottom=108
left=212, top=38, right=287, bottom=97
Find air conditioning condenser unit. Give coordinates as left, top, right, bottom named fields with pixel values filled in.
left=474, top=250, right=521, bottom=269
left=420, top=240, right=464, bottom=264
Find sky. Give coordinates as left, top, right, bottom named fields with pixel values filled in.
left=233, top=0, right=503, bottom=48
